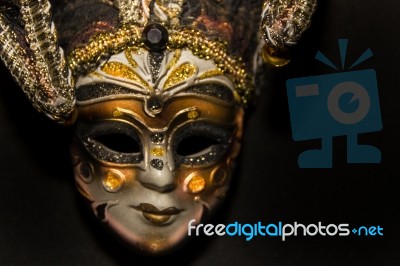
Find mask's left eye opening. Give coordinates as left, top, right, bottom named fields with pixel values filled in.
left=172, top=122, right=234, bottom=167
left=176, top=135, right=220, bottom=157
left=76, top=121, right=143, bottom=164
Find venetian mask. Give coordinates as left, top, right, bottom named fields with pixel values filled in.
left=0, top=0, right=316, bottom=254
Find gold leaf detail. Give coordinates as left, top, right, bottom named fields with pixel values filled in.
left=164, top=63, right=197, bottom=90
left=166, top=49, right=182, bottom=70
left=198, top=69, right=224, bottom=80
left=101, top=62, right=151, bottom=90
left=125, top=47, right=139, bottom=68
left=90, top=72, right=104, bottom=79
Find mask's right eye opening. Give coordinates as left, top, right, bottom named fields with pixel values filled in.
left=77, top=121, right=143, bottom=165
left=93, top=133, right=141, bottom=154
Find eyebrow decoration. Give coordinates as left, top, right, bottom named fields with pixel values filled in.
left=76, top=83, right=142, bottom=101
left=76, top=83, right=235, bottom=104
left=184, top=84, right=235, bottom=104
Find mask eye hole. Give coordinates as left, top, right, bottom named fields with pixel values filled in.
left=93, top=133, right=140, bottom=153
left=176, top=135, right=219, bottom=156
left=173, top=122, right=234, bottom=166
left=77, top=121, right=143, bottom=164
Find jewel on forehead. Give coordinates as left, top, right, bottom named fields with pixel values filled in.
left=143, top=23, right=169, bottom=52
left=142, top=0, right=169, bottom=53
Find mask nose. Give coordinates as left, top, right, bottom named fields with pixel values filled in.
left=137, top=134, right=177, bottom=192
left=139, top=160, right=176, bottom=192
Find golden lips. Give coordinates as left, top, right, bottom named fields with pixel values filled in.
left=132, top=203, right=183, bottom=225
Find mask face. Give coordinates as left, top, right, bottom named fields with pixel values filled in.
left=70, top=47, right=244, bottom=253
left=0, top=0, right=316, bottom=256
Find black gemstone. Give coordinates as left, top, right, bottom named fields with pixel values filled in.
left=150, top=159, right=164, bottom=170
left=150, top=133, right=164, bottom=144
left=146, top=95, right=164, bottom=114
left=143, top=23, right=169, bottom=52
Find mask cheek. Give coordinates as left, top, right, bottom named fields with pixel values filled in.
left=177, top=157, right=234, bottom=217
left=71, top=142, right=95, bottom=201
left=175, top=111, right=244, bottom=216
left=71, top=140, right=134, bottom=206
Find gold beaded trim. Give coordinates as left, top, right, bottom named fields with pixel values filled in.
left=68, top=24, right=253, bottom=106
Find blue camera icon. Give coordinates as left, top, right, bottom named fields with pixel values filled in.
left=286, top=69, right=382, bottom=168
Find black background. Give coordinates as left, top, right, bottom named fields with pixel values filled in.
left=1, top=1, right=400, bottom=265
